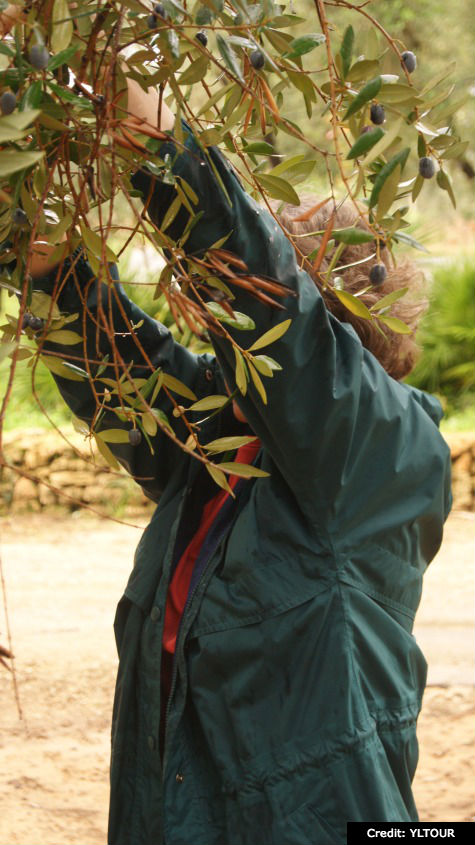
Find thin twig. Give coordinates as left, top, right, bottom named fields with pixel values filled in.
left=0, top=548, right=24, bottom=722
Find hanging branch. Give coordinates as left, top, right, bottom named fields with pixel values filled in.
left=0, top=549, right=24, bottom=720
left=0, top=0, right=467, bottom=482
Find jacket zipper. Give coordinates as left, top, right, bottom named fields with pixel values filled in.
left=161, top=453, right=261, bottom=770
left=162, top=518, right=230, bottom=769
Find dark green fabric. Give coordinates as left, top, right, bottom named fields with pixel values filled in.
left=37, top=124, right=452, bottom=845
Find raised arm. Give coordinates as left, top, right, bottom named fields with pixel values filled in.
left=34, top=254, right=221, bottom=502
left=132, top=124, right=451, bottom=541
left=27, top=68, right=175, bottom=277
left=21, top=78, right=207, bottom=500
left=9, top=26, right=448, bottom=532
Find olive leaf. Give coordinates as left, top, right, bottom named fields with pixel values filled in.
left=436, top=169, right=457, bottom=208
left=94, top=436, right=121, bottom=470
left=250, top=353, right=282, bottom=377
left=247, top=358, right=267, bottom=404
left=247, top=319, right=291, bottom=352
left=339, top=26, right=354, bottom=79
left=161, top=196, right=182, bottom=233
left=161, top=373, right=197, bottom=401
left=242, top=141, right=275, bottom=155
left=269, top=155, right=316, bottom=185
left=47, top=45, right=78, bottom=71
left=40, top=355, right=89, bottom=381
left=139, top=368, right=164, bottom=403
left=0, top=341, right=18, bottom=363
left=376, top=163, right=402, bottom=220
left=0, top=150, right=44, bottom=176
left=216, top=34, right=244, bottom=84
left=178, top=55, right=209, bottom=85
left=234, top=347, right=248, bottom=395
left=30, top=292, right=61, bottom=320
left=204, top=435, right=258, bottom=454
left=79, top=224, right=118, bottom=263
left=96, top=428, right=130, bottom=443
left=379, top=84, right=421, bottom=105
left=369, top=149, right=410, bottom=209
left=346, top=59, right=380, bottom=83
left=332, top=228, right=374, bottom=245
left=378, top=315, right=412, bottom=334
left=196, top=82, right=234, bottom=117
left=282, top=33, right=325, bottom=59
left=141, top=411, right=158, bottom=437
left=218, top=463, right=269, bottom=479
left=441, top=141, right=469, bottom=159
left=44, top=329, right=83, bottom=345
left=412, top=173, right=424, bottom=202
left=51, top=0, right=73, bottom=53
left=206, top=463, right=234, bottom=495
left=206, top=302, right=256, bottom=331
left=333, top=290, right=372, bottom=319
left=189, top=395, right=229, bottom=412
left=360, top=118, right=403, bottom=166
left=370, top=287, right=408, bottom=312
left=347, top=128, right=384, bottom=160
left=255, top=174, right=300, bottom=205
left=344, top=77, right=382, bottom=120
left=417, top=135, right=427, bottom=157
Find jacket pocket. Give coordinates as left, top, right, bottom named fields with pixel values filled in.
left=219, top=719, right=416, bottom=845
left=186, top=587, right=363, bottom=843
left=186, top=585, right=348, bottom=776
left=221, top=776, right=346, bottom=845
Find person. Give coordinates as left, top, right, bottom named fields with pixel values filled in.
left=2, top=15, right=452, bottom=845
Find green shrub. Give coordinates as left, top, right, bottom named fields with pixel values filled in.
left=407, top=260, right=475, bottom=416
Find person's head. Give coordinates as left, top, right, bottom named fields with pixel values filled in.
left=273, top=197, right=426, bottom=381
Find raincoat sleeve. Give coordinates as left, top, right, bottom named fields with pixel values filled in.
left=33, top=254, right=218, bottom=502
left=132, top=122, right=452, bottom=538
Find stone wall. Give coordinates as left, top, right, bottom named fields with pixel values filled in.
left=1, top=428, right=474, bottom=517
left=0, top=429, right=154, bottom=519
left=447, top=431, right=475, bottom=512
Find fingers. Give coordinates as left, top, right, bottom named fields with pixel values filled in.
left=0, top=4, right=24, bottom=38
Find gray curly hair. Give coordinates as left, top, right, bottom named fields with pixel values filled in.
left=274, top=197, right=427, bottom=380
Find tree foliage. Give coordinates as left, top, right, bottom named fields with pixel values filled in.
left=0, top=0, right=469, bottom=488
left=408, top=260, right=475, bottom=411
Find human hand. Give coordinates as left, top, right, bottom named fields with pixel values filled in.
left=0, top=3, right=23, bottom=38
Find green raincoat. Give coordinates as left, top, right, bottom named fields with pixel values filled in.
left=38, top=124, right=452, bottom=845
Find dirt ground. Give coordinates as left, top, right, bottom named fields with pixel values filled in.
left=0, top=509, right=473, bottom=844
